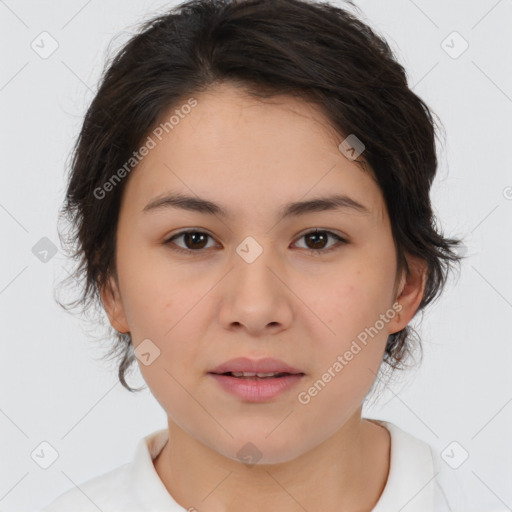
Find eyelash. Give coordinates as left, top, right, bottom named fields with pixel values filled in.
left=163, top=229, right=348, bottom=256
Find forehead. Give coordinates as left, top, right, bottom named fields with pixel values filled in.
left=122, top=83, right=387, bottom=223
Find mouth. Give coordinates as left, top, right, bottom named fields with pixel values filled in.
left=208, top=356, right=304, bottom=376
left=209, top=371, right=304, bottom=379
left=207, top=371, right=306, bottom=402
left=207, top=357, right=305, bottom=401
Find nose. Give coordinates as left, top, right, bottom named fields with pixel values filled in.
left=217, top=241, right=294, bottom=336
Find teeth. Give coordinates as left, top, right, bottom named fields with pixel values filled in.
left=230, top=371, right=283, bottom=378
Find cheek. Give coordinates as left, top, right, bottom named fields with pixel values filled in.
left=309, top=272, right=388, bottom=335
left=302, top=286, right=389, bottom=415
left=306, top=268, right=392, bottom=376
left=120, top=264, right=209, bottom=372
left=116, top=244, right=181, bottom=331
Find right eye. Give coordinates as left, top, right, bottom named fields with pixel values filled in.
left=163, top=230, right=218, bottom=254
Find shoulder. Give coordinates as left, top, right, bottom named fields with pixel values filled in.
left=39, top=462, right=135, bottom=512
left=430, top=441, right=509, bottom=512
left=370, top=419, right=511, bottom=512
left=38, top=428, right=173, bottom=512
left=368, top=419, right=470, bottom=512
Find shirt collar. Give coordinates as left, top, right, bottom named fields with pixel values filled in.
left=128, top=420, right=435, bottom=511
left=128, top=428, right=181, bottom=510
left=370, top=419, right=435, bottom=511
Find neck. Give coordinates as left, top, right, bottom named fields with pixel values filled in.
left=153, top=411, right=390, bottom=512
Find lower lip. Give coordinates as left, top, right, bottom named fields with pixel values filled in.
left=208, top=373, right=305, bottom=402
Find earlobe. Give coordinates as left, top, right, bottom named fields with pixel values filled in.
left=100, top=275, right=130, bottom=333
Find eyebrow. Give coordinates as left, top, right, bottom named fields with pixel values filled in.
left=142, top=192, right=370, bottom=219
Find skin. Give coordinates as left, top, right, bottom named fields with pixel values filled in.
left=101, top=82, right=427, bottom=512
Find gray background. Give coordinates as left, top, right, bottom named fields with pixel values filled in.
left=1, top=0, right=511, bottom=510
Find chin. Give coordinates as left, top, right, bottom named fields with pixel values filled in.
left=211, top=431, right=315, bottom=467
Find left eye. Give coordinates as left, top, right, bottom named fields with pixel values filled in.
left=294, top=229, right=347, bottom=254
left=164, top=229, right=347, bottom=255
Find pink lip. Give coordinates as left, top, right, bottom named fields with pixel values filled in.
left=209, top=356, right=303, bottom=375
left=209, top=373, right=305, bottom=402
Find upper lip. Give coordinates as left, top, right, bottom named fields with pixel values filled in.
left=209, top=357, right=304, bottom=375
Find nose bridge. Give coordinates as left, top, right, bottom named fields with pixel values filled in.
left=213, top=220, right=302, bottom=335
left=232, top=234, right=281, bottom=294
left=215, top=232, right=293, bottom=332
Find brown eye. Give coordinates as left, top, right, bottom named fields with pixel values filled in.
left=164, top=230, right=216, bottom=253
left=182, top=232, right=209, bottom=250
left=294, top=229, right=347, bottom=255
left=164, top=228, right=347, bottom=256
left=305, top=231, right=329, bottom=250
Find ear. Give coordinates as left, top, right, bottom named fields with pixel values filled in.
left=388, top=253, right=427, bottom=335
left=100, top=275, right=130, bottom=333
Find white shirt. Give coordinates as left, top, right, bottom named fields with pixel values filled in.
left=38, top=420, right=474, bottom=511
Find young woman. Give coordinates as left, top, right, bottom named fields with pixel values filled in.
left=41, top=0, right=470, bottom=510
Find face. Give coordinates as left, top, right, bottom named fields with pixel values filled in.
left=102, top=83, right=424, bottom=464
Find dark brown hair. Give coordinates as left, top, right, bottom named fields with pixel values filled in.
left=56, top=0, right=463, bottom=392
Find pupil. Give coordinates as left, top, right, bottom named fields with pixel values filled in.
left=307, top=232, right=326, bottom=249
left=185, top=232, right=207, bottom=249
